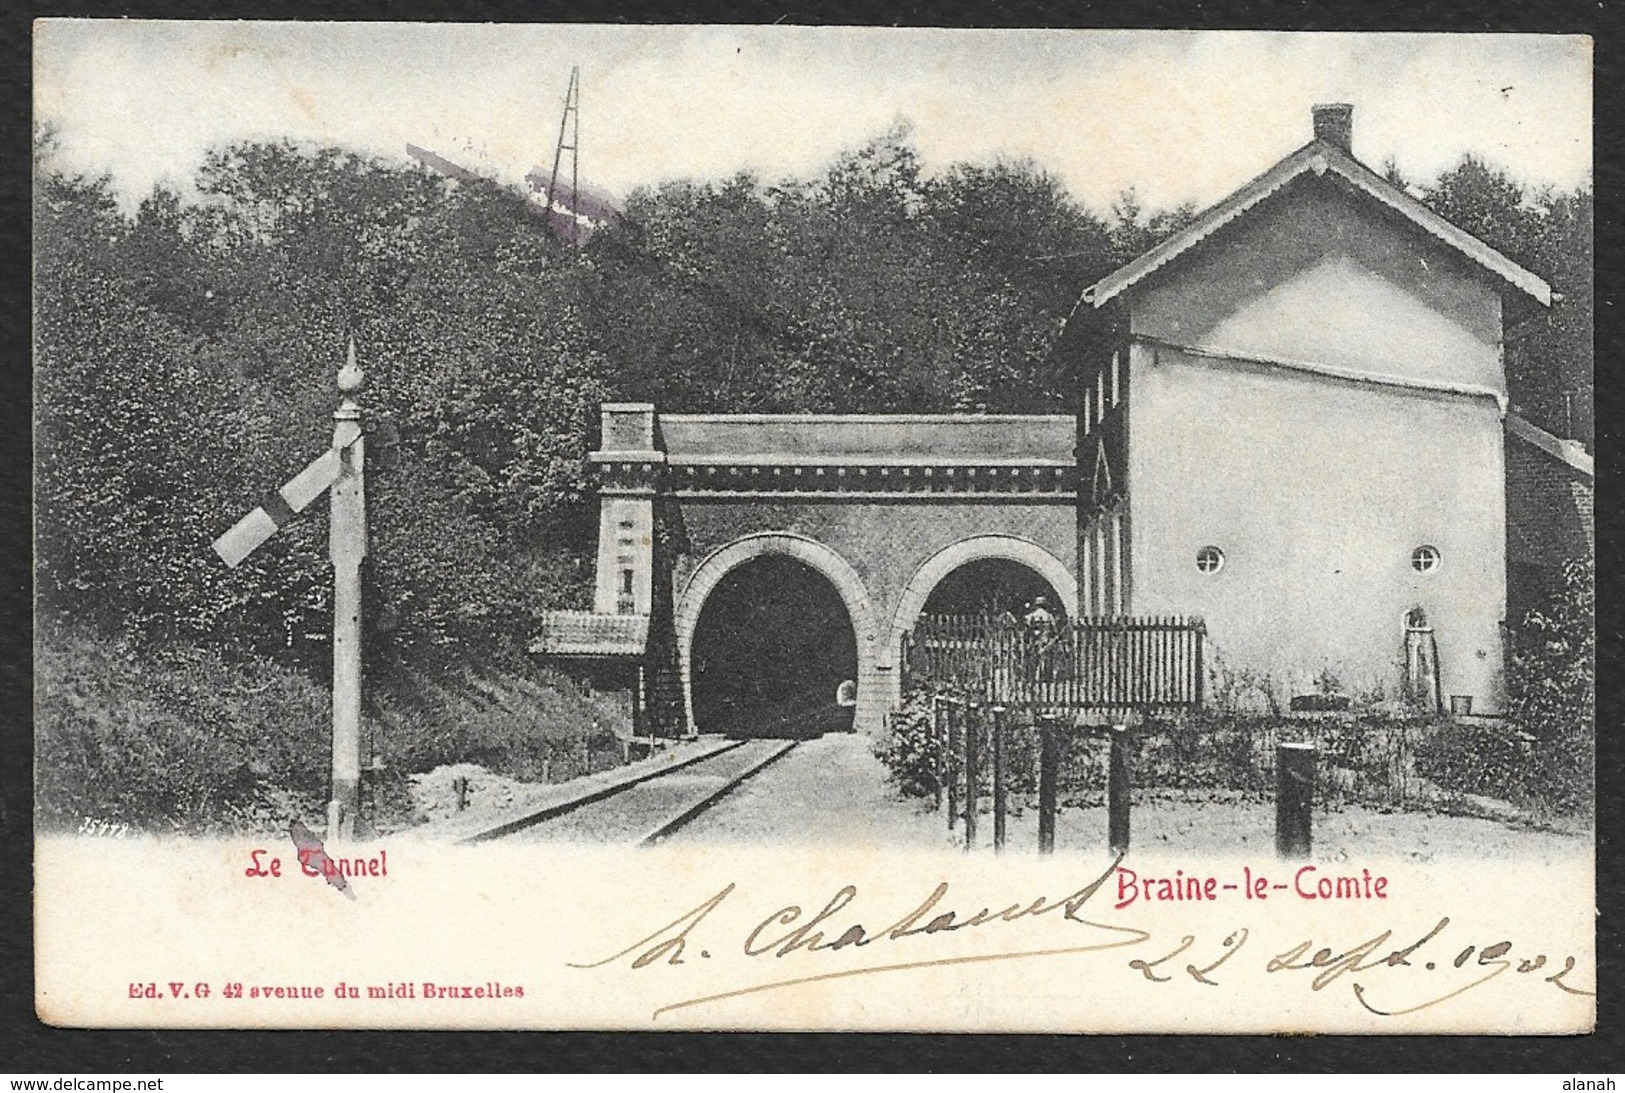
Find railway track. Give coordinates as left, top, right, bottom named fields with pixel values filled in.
left=472, top=738, right=798, bottom=846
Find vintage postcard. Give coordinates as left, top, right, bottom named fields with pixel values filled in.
left=33, top=23, right=1594, bottom=1032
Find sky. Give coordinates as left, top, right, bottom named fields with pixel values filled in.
left=34, top=23, right=1592, bottom=217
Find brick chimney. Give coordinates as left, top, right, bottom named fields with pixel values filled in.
left=1312, top=103, right=1354, bottom=153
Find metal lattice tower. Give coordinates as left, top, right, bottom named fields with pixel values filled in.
left=545, top=66, right=581, bottom=245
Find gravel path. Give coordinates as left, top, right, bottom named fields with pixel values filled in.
left=660, top=734, right=1590, bottom=862
left=662, top=733, right=959, bottom=850
left=971, top=792, right=1588, bottom=863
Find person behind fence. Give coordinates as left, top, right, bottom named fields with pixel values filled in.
left=1023, top=595, right=1059, bottom=684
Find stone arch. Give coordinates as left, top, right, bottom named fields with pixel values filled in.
left=888, top=535, right=1079, bottom=707
left=676, top=532, right=883, bottom=735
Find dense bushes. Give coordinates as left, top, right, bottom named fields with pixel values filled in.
left=873, top=692, right=939, bottom=799
left=877, top=693, right=1589, bottom=821
left=1413, top=722, right=1536, bottom=804
left=1406, top=555, right=1596, bottom=819
left=370, top=664, right=627, bottom=787
left=882, top=562, right=1594, bottom=822
left=1505, top=557, right=1595, bottom=817
left=1075, top=711, right=1438, bottom=808
left=35, top=617, right=628, bottom=834
left=35, top=619, right=332, bottom=833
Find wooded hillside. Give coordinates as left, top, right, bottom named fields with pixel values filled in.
left=32, top=124, right=1591, bottom=830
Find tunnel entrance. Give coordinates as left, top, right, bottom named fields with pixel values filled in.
left=690, top=554, right=858, bottom=738
left=921, top=558, right=1068, bottom=623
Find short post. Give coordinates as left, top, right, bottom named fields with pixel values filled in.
left=1108, top=723, right=1131, bottom=855
left=992, top=706, right=1008, bottom=853
left=1038, top=716, right=1059, bottom=855
left=945, top=700, right=959, bottom=831
left=327, top=340, right=366, bottom=840
left=1276, top=743, right=1316, bottom=859
left=963, top=704, right=981, bottom=851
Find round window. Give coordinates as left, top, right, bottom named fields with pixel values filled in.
left=1411, top=545, right=1441, bottom=573
left=1196, top=546, right=1225, bottom=574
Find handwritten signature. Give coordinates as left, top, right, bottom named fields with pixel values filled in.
left=569, top=856, right=1593, bottom=1021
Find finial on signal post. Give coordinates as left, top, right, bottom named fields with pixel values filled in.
left=338, top=336, right=364, bottom=398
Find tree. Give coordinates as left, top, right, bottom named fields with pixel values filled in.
left=922, top=160, right=1113, bottom=410
left=35, top=140, right=609, bottom=674
left=1106, top=186, right=1196, bottom=268
left=1421, top=156, right=1593, bottom=447
left=582, top=129, right=1128, bottom=416
left=34, top=156, right=260, bottom=642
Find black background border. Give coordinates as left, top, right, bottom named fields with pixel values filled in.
left=5, top=0, right=1620, bottom=1073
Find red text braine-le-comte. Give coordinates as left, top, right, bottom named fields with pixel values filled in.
left=1114, top=865, right=1388, bottom=909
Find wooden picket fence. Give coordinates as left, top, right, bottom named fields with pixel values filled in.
left=900, top=613, right=1206, bottom=711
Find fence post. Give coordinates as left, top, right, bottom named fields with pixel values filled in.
left=1038, top=716, right=1059, bottom=855
left=1194, top=620, right=1206, bottom=706
left=930, top=695, right=943, bottom=813
left=945, top=700, right=959, bottom=832
left=1276, top=743, right=1316, bottom=859
left=1108, top=723, right=1130, bottom=855
left=992, top=706, right=1007, bottom=853
left=964, top=703, right=981, bottom=851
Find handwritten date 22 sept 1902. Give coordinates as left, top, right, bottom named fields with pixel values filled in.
left=570, top=856, right=1593, bottom=1021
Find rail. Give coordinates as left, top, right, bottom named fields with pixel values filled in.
left=467, top=738, right=798, bottom=845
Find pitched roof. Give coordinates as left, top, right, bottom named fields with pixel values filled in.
left=531, top=612, right=649, bottom=658
left=1081, top=139, right=1551, bottom=311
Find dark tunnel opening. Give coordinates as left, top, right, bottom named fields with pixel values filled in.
left=690, top=554, right=858, bottom=738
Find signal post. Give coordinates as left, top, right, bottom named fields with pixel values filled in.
left=213, top=340, right=369, bottom=840
left=328, top=346, right=367, bottom=838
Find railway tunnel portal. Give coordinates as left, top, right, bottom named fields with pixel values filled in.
left=541, top=404, right=1080, bottom=737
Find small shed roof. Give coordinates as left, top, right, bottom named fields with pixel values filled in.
left=531, top=612, right=649, bottom=658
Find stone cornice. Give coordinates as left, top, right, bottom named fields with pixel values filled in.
left=590, top=443, right=1080, bottom=499
left=594, top=457, right=665, bottom=496
left=663, top=461, right=1077, bottom=498
left=669, top=453, right=1073, bottom=468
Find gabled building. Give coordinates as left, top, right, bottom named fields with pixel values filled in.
left=1060, top=104, right=1560, bottom=713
